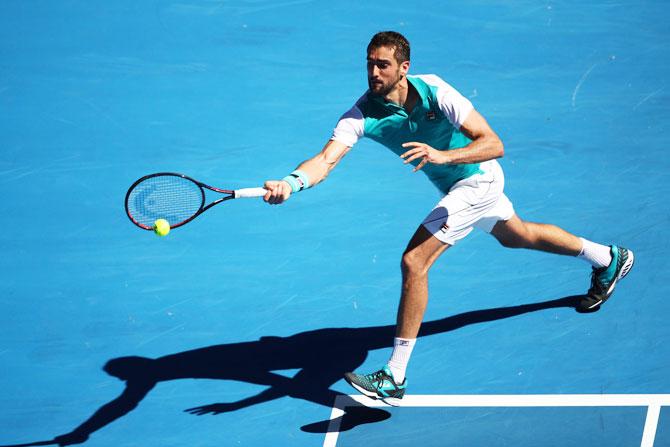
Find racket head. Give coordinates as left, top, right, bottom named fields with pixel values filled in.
left=125, top=173, right=206, bottom=230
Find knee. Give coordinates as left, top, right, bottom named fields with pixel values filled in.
left=498, top=223, right=536, bottom=249
left=499, top=236, right=528, bottom=249
left=401, top=250, right=430, bottom=276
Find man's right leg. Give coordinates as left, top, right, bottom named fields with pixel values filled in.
left=396, top=225, right=450, bottom=339
left=344, top=162, right=504, bottom=404
left=344, top=225, right=449, bottom=405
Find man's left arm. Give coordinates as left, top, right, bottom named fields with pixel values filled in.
left=400, top=109, right=504, bottom=171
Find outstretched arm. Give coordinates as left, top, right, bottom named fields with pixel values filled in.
left=263, top=139, right=351, bottom=204
left=52, top=380, right=155, bottom=446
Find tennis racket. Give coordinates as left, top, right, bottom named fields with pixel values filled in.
left=125, top=172, right=267, bottom=230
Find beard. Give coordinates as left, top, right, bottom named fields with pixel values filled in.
left=368, top=70, right=403, bottom=97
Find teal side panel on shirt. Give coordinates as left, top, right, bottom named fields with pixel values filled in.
left=359, top=76, right=482, bottom=193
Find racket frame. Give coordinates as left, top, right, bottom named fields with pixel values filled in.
left=125, top=172, right=238, bottom=230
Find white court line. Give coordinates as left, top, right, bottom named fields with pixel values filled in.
left=642, top=405, right=662, bottom=447
left=324, top=394, right=670, bottom=447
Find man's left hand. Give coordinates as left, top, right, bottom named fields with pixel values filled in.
left=400, top=142, right=450, bottom=172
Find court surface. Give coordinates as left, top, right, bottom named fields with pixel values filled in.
left=1, top=1, right=669, bottom=446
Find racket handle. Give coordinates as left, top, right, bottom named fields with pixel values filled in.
left=234, top=187, right=268, bottom=198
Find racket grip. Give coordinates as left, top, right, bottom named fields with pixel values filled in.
left=234, top=187, right=268, bottom=198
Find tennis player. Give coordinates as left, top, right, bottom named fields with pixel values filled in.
left=262, top=31, right=634, bottom=405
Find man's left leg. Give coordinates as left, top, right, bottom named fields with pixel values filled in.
left=490, top=214, right=634, bottom=309
left=489, top=214, right=583, bottom=255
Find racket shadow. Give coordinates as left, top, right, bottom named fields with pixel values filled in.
left=2, top=295, right=583, bottom=446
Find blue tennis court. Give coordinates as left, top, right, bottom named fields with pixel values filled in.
left=1, top=1, right=669, bottom=446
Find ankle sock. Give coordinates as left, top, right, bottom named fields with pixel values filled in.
left=387, top=337, right=416, bottom=383
left=577, top=238, right=612, bottom=268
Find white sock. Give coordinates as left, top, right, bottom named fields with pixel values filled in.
left=577, top=237, right=612, bottom=268
left=387, top=337, right=416, bottom=384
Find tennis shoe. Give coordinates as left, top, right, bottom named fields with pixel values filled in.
left=580, top=245, right=634, bottom=310
left=344, top=365, right=406, bottom=406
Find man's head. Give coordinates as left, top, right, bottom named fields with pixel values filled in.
left=104, top=356, right=155, bottom=381
left=366, top=31, right=411, bottom=96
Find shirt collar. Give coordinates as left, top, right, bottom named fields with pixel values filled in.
left=368, top=75, right=425, bottom=113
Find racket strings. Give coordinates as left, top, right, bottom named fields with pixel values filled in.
left=126, top=176, right=204, bottom=227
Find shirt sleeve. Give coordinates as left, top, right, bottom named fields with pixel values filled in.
left=417, top=74, right=474, bottom=128
left=330, top=105, right=364, bottom=147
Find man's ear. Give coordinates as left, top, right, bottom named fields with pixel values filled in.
left=400, top=60, right=410, bottom=76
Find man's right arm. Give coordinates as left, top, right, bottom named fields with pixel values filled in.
left=263, top=139, right=351, bottom=205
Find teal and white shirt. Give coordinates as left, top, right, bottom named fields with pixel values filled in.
left=331, top=74, right=483, bottom=194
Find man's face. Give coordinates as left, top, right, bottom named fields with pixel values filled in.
left=367, top=45, right=409, bottom=96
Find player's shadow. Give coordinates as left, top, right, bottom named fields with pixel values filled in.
left=1, top=295, right=584, bottom=447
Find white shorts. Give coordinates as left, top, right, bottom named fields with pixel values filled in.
left=422, top=160, right=515, bottom=245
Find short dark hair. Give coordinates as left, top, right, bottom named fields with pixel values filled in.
left=367, top=31, right=410, bottom=63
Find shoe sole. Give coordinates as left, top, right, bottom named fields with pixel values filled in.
left=345, top=379, right=404, bottom=407
left=585, top=250, right=635, bottom=309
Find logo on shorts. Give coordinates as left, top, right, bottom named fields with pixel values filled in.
left=440, top=222, right=449, bottom=233
left=426, top=111, right=436, bottom=121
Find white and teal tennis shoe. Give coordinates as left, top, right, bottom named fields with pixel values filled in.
left=580, top=245, right=634, bottom=310
left=344, top=365, right=407, bottom=406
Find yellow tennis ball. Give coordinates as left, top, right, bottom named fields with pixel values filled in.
left=153, top=219, right=170, bottom=237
